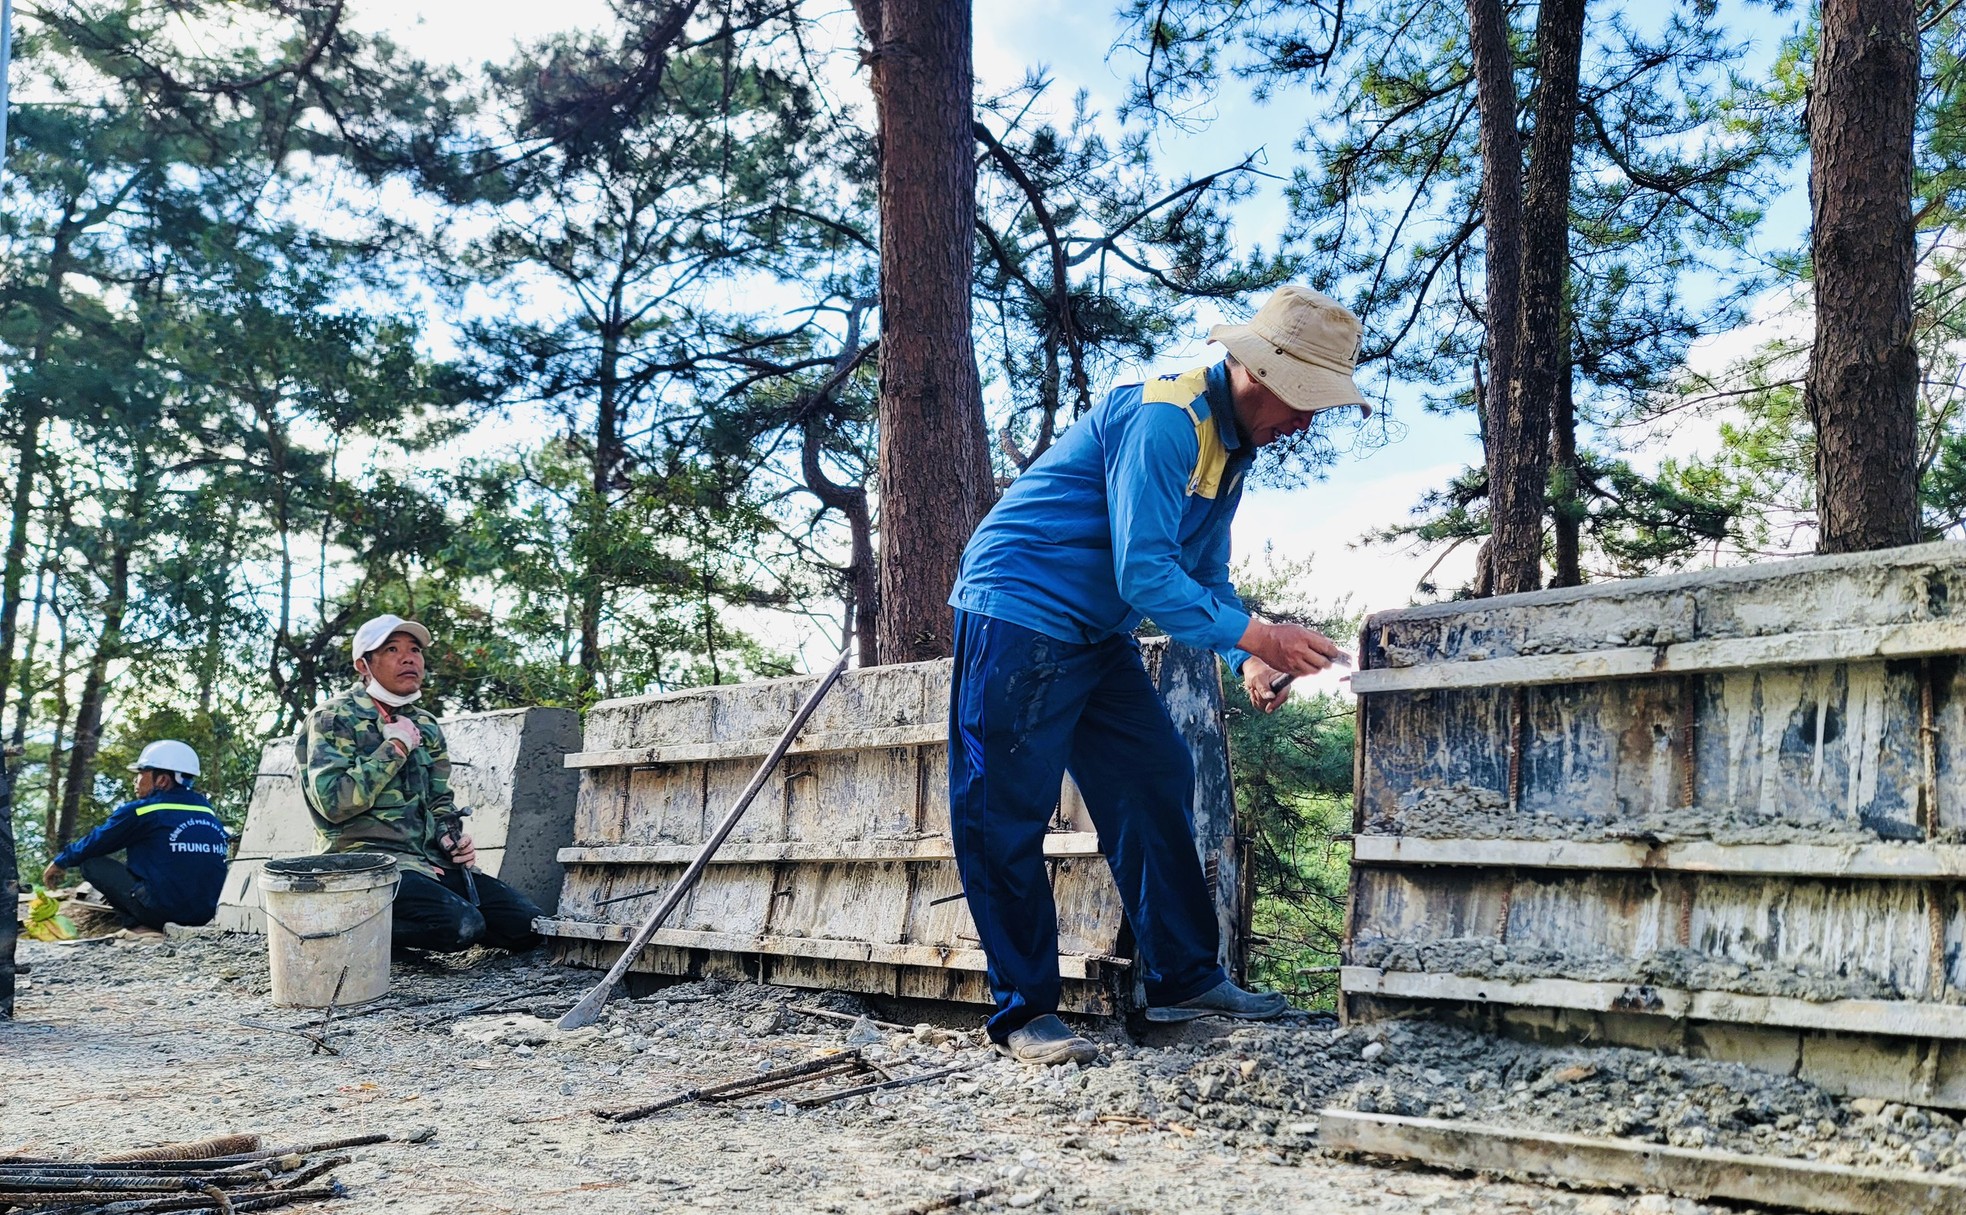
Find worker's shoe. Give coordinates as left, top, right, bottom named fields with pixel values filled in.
left=1144, top=980, right=1289, bottom=1023
left=996, top=1015, right=1100, bottom=1066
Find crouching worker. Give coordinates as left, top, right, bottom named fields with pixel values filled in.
left=42, top=740, right=228, bottom=933
left=948, top=286, right=1367, bottom=1065
left=296, top=614, right=542, bottom=954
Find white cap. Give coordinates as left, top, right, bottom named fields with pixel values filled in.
left=130, top=739, right=201, bottom=778
left=351, top=614, right=433, bottom=662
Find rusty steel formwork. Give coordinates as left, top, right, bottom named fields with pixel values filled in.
left=535, top=639, right=1247, bottom=1015
left=1344, top=542, right=1966, bottom=1108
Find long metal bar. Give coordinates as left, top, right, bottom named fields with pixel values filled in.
left=791, top=1063, right=970, bottom=1109
left=556, top=641, right=854, bottom=1030
left=595, top=1050, right=869, bottom=1122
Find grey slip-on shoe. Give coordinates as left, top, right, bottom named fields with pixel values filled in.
left=996, top=1014, right=1101, bottom=1066
left=1143, top=979, right=1290, bottom=1023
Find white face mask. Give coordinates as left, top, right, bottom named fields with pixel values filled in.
left=357, top=661, right=423, bottom=707
left=366, top=679, right=422, bottom=708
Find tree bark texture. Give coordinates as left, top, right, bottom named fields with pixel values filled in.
left=1467, top=0, right=1531, bottom=594
left=578, top=312, right=625, bottom=695
left=0, top=752, right=15, bottom=1019
left=1808, top=0, right=1920, bottom=553
left=0, top=403, right=41, bottom=1020
left=860, top=0, right=993, bottom=664
left=803, top=421, right=879, bottom=665
left=55, top=519, right=137, bottom=851
left=1550, top=335, right=1583, bottom=588
left=1512, top=0, right=1587, bottom=591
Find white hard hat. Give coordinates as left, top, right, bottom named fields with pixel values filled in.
left=130, top=739, right=201, bottom=778
left=351, top=614, right=433, bottom=661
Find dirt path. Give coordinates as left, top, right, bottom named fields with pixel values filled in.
left=5, top=932, right=1732, bottom=1215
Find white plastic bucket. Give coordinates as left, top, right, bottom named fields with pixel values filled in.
left=260, top=853, right=399, bottom=1007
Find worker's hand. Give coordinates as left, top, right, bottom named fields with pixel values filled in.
left=1237, top=618, right=1350, bottom=678
left=445, top=832, right=477, bottom=868
left=1242, top=658, right=1289, bottom=714
left=381, top=716, right=422, bottom=756
left=41, top=863, right=64, bottom=888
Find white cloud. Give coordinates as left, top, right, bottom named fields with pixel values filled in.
left=346, top=0, right=614, bottom=68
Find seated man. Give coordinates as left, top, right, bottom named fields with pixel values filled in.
left=42, top=740, right=229, bottom=933
left=296, top=613, right=542, bottom=953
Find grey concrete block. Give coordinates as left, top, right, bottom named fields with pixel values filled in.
left=218, top=707, right=579, bottom=933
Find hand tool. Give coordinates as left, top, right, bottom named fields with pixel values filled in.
left=435, top=806, right=478, bottom=907
left=1265, top=647, right=1355, bottom=701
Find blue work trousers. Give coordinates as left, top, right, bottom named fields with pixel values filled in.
left=948, top=610, right=1227, bottom=1041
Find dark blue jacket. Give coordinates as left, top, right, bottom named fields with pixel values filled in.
left=52, top=785, right=229, bottom=924
left=950, top=360, right=1255, bottom=670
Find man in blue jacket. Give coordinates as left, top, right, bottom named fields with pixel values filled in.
left=42, top=740, right=229, bottom=933
left=949, top=285, right=1366, bottom=1065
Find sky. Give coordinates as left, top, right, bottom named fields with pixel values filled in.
left=344, top=0, right=1811, bottom=694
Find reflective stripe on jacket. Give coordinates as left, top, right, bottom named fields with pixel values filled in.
left=51, top=785, right=228, bottom=924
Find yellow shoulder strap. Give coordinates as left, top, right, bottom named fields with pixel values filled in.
left=1141, top=368, right=1227, bottom=499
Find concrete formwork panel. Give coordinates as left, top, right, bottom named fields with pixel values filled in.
left=216, top=707, right=580, bottom=932
left=539, top=638, right=1246, bottom=1014
left=1346, top=540, right=1966, bottom=1108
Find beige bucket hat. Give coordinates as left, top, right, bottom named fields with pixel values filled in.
left=1209, top=285, right=1371, bottom=416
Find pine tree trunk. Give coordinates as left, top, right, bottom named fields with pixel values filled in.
left=1809, top=0, right=1920, bottom=553
left=1511, top=0, right=1587, bottom=591
left=43, top=680, right=67, bottom=851
left=0, top=404, right=41, bottom=1020
left=579, top=309, right=626, bottom=693
left=846, top=500, right=879, bottom=663
left=858, top=0, right=993, bottom=664
left=9, top=562, right=45, bottom=752
left=1550, top=348, right=1583, bottom=588
left=197, top=500, right=241, bottom=717
left=55, top=475, right=145, bottom=851
left=3, top=208, right=89, bottom=1009
left=801, top=419, right=879, bottom=664
left=0, top=750, right=15, bottom=1018
left=1467, top=0, right=1530, bottom=594
left=42, top=550, right=74, bottom=849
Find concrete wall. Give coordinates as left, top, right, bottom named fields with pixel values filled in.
left=216, top=707, right=581, bottom=932
left=542, top=639, right=1244, bottom=1011
left=1346, top=539, right=1966, bottom=1107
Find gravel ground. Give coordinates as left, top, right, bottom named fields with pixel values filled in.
left=1321, top=1021, right=1966, bottom=1174
left=0, top=931, right=1894, bottom=1215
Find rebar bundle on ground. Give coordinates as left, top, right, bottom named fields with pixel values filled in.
left=0, top=1131, right=395, bottom=1213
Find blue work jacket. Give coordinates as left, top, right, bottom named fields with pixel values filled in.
left=951, top=360, right=1254, bottom=669
left=52, top=785, right=229, bottom=924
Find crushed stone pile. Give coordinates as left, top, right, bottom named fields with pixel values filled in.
left=1327, top=1020, right=1966, bottom=1175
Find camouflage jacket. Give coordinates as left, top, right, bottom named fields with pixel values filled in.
left=295, top=682, right=455, bottom=879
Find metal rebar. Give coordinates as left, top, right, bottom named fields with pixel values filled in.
left=270, top=1157, right=346, bottom=1192
left=887, top=1184, right=1002, bottom=1215
left=71, top=1183, right=346, bottom=1215
left=596, top=1051, right=869, bottom=1122
left=93, top=1137, right=263, bottom=1165
left=793, top=1064, right=970, bottom=1109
